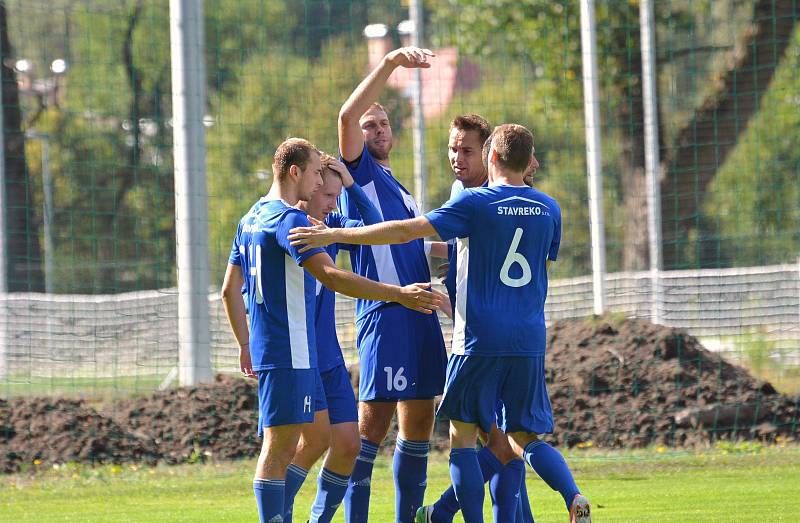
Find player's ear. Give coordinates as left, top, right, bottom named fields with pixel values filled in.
left=288, top=164, right=300, bottom=181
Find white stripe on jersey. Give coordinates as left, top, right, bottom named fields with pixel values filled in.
left=451, top=237, right=469, bottom=355
left=285, top=255, right=311, bottom=369
left=361, top=181, right=401, bottom=286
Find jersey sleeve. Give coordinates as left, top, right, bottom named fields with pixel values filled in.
left=548, top=202, right=562, bottom=261
left=341, top=143, right=375, bottom=186
left=227, top=223, right=243, bottom=265
left=323, top=211, right=358, bottom=253
left=345, top=182, right=382, bottom=225
left=277, top=211, right=326, bottom=265
left=425, top=190, right=474, bottom=242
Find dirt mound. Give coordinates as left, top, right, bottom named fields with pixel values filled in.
left=545, top=317, right=799, bottom=448
left=112, top=374, right=260, bottom=464
left=1, top=317, right=797, bottom=472
left=0, top=397, right=159, bottom=474
left=0, top=375, right=258, bottom=473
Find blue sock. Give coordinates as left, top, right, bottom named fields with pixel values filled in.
left=517, top=472, right=535, bottom=523
left=393, top=438, right=431, bottom=522
left=490, top=458, right=524, bottom=523
left=432, top=446, right=503, bottom=522
left=283, top=463, right=308, bottom=522
left=254, top=478, right=285, bottom=523
left=344, top=438, right=379, bottom=523
left=449, top=448, right=484, bottom=523
left=523, top=441, right=580, bottom=510
left=310, top=468, right=350, bottom=523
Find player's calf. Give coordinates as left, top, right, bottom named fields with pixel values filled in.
left=255, top=424, right=304, bottom=523
left=308, top=422, right=360, bottom=522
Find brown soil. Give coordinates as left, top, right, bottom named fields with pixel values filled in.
left=1, top=317, right=797, bottom=473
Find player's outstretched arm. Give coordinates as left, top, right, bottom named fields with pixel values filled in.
left=220, top=263, right=255, bottom=378
left=339, top=46, right=435, bottom=162
left=290, top=216, right=436, bottom=252
left=302, top=252, right=445, bottom=314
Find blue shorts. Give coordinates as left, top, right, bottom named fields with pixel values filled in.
left=437, top=355, right=554, bottom=435
left=356, top=304, right=446, bottom=401
left=257, top=368, right=326, bottom=435
left=320, top=364, right=358, bottom=425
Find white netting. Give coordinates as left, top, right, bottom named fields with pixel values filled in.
left=1, top=262, right=798, bottom=383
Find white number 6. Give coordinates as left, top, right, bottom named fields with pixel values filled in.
left=500, top=228, right=532, bottom=288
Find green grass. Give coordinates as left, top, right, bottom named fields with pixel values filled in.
left=2, top=445, right=800, bottom=522
left=0, top=375, right=168, bottom=399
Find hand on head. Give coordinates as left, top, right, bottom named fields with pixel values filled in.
left=327, top=158, right=354, bottom=188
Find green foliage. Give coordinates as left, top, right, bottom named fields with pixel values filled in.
left=703, top=27, right=800, bottom=266
left=4, top=0, right=799, bottom=292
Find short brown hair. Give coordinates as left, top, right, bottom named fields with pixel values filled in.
left=451, top=114, right=491, bottom=146
left=320, top=152, right=336, bottom=169
left=320, top=152, right=339, bottom=178
left=488, top=124, right=533, bottom=173
left=273, top=138, right=319, bottom=180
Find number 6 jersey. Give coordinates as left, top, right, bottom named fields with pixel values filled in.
left=425, top=184, right=561, bottom=357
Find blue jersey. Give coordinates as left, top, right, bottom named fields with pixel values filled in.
left=315, top=183, right=383, bottom=372
left=240, top=198, right=267, bottom=304
left=228, top=199, right=325, bottom=370
left=426, top=185, right=561, bottom=357
left=339, top=144, right=432, bottom=319
left=444, top=180, right=487, bottom=310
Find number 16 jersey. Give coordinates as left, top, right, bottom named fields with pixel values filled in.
left=425, top=184, right=561, bottom=357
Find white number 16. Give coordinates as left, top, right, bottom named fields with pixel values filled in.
left=384, top=366, right=407, bottom=391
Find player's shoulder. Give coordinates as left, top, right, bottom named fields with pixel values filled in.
left=247, top=199, right=304, bottom=229
left=275, top=204, right=310, bottom=225
left=530, top=188, right=561, bottom=213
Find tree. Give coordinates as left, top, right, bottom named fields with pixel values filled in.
left=1, top=0, right=43, bottom=291
left=431, top=0, right=798, bottom=270
left=660, top=0, right=799, bottom=267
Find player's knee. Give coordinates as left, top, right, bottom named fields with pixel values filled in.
left=358, top=404, right=395, bottom=443
left=332, top=432, right=361, bottom=463
left=486, top=439, right=518, bottom=464
left=298, top=432, right=331, bottom=459
left=397, top=401, right=435, bottom=439
left=359, top=422, right=389, bottom=444
left=484, top=427, right=517, bottom=463
left=507, top=431, right=539, bottom=455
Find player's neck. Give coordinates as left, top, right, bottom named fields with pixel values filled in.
left=463, top=175, right=488, bottom=189
left=265, top=181, right=300, bottom=206
left=490, top=173, right=526, bottom=187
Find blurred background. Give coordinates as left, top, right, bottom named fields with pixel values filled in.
left=0, top=0, right=798, bottom=398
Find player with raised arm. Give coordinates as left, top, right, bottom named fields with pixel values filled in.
left=420, top=115, right=536, bottom=523
left=280, top=154, right=385, bottom=523
left=336, top=46, right=447, bottom=522
left=220, top=138, right=443, bottom=523
left=289, top=125, right=591, bottom=523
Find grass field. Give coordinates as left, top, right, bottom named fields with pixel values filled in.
left=1, top=375, right=168, bottom=399
left=2, top=444, right=799, bottom=522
